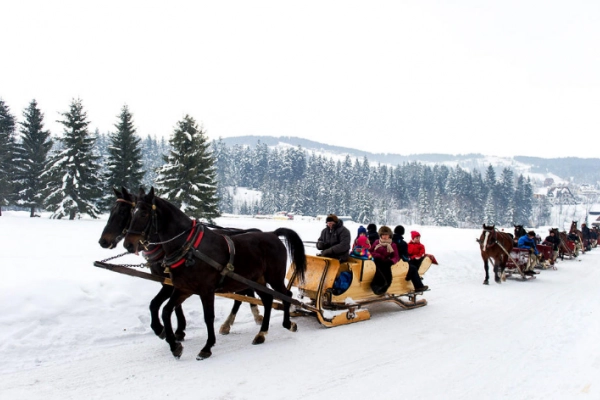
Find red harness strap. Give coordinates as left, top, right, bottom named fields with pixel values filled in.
left=170, top=220, right=205, bottom=269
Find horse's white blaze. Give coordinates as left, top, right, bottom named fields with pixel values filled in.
left=482, top=231, right=489, bottom=250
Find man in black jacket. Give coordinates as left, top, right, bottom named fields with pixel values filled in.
left=317, top=214, right=351, bottom=261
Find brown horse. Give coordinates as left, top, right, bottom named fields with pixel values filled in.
left=478, top=224, right=514, bottom=285
left=98, top=187, right=263, bottom=340
left=123, top=187, right=307, bottom=360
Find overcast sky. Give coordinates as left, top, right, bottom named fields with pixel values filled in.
left=2, top=0, right=599, bottom=158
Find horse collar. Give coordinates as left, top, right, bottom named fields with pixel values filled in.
left=164, top=220, right=205, bottom=269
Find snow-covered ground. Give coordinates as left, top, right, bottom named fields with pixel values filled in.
left=1, top=212, right=598, bottom=400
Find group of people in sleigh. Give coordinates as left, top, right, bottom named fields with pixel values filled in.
left=514, top=223, right=598, bottom=273
left=315, top=213, right=428, bottom=295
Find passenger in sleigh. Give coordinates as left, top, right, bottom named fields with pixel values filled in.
left=542, top=229, right=560, bottom=265
left=581, top=223, right=592, bottom=251
left=316, top=214, right=351, bottom=261
left=369, top=226, right=398, bottom=295
left=350, top=235, right=373, bottom=260
left=517, top=231, right=539, bottom=275
left=396, top=226, right=428, bottom=292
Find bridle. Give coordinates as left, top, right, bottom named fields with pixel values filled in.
left=108, top=198, right=136, bottom=247
left=128, top=198, right=192, bottom=249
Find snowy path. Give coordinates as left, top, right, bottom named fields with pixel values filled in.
left=0, top=217, right=598, bottom=399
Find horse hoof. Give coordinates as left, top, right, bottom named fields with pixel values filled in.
left=219, top=325, right=231, bottom=335
left=159, top=329, right=166, bottom=340
left=254, top=316, right=264, bottom=325
left=283, top=321, right=297, bottom=332
left=171, top=342, right=183, bottom=359
left=175, top=332, right=186, bottom=341
left=252, top=332, right=267, bottom=345
left=483, top=280, right=489, bottom=285
left=196, top=350, right=212, bottom=360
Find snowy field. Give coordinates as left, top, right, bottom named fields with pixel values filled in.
left=0, top=212, right=598, bottom=400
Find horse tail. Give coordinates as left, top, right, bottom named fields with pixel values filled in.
left=273, top=228, right=306, bottom=283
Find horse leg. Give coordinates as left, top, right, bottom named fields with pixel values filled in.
left=149, top=285, right=172, bottom=338
left=248, top=289, right=263, bottom=325
left=253, top=291, right=273, bottom=345
left=219, top=288, right=262, bottom=335
left=197, top=293, right=216, bottom=360
left=483, top=257, right=490, bottom=285
left=280, top=288, right=297, bottom=332
left=174, top=304, right=186, bottom=341
left=492, top=259, right=501, bottom=284
left=161, top=289, right=191, bottom=359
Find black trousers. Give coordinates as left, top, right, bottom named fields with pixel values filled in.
left=371, top=258, right=393, bottom=294
left=406, top=258, right=425, bottom=288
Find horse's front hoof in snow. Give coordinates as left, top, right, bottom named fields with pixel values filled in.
left=252, top=331, right=267, bottom=345
left=196, top=350, right=212, bottom=360
left=171, top=342, right=183, bottom=359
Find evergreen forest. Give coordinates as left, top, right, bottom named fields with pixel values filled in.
left=0, top=97, right=551, bottom=227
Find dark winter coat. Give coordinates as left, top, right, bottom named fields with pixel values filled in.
left=581, top=225, right=591, bottom=240
left=367, top=226, right=379, bottom=244
left=317, top=220, right=351, bottom=261
left=392, top=233, right=410, bottom=262
left=543, top=234, right=560, bottom=251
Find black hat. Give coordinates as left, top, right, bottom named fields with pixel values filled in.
left=394, top=225, right=405, bottom=235
left=367, top=223, right=377, bottom=231
left=326, top=214, right=339, bottom=223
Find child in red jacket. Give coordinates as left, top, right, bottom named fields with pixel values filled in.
left=407, top=231, right=428, bottom=292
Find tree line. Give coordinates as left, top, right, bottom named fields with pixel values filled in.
left=0, top=98, right=218, bottom=220
left=0, top=97, right=548, bottom=227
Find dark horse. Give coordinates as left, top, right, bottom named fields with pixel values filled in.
left=513, top=225, right=527, bottom=244
left=123, top=187, right=306, bottom=359
left=478, top=224, right=514, bottom=285
left=98, top=187, right=263, bottom=340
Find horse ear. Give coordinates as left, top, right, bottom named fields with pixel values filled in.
left=149, top=187, right=155, bottom=198
left=113, top=187, right=122, bottom=198
left=138, top=186, right=146, bottom=197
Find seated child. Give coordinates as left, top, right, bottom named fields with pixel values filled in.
left=350, top=235, right=372, bottom=260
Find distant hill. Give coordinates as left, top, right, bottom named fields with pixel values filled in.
left=217, top=135, right=600, bottom=185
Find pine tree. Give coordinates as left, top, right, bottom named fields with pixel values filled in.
left=14, top=100, right=53, bottom=217
left=44, top=99, right=101, bottom=219
left=155, top=115, right=219, bottom=220
left=104, top=105, right=145, bottom=205
left=0, top=99, right=17, bottom=216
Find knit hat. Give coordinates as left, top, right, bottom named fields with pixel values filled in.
left=367, top=223, right=377, bottom=232
left=411, top=231, right=421, bottom=239
left=326, top=214, right=339, bottom=223
left=357, top=225, right=367, bottom=236
left=378, top=225, right=393, bottom=237
left=356, top=235, right=369, bottom=247
left=394, top=225, right=405, bottom=235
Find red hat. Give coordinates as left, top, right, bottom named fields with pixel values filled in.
left=356, top=236, right=369, bottom=247
left=411, top=231, right=421, bottom=239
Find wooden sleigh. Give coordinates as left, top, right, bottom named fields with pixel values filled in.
left=285, top=254, right=438, bottom=327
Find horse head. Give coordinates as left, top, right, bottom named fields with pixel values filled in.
left=570, top=221, right=578, bottom=233
left=479, top=224, right=495, bottom=251
left=513, top=224, right=526, bottom=238
left=123, top=187, right=158, bottom=254
left=98, top=186, right=136, bottom=249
